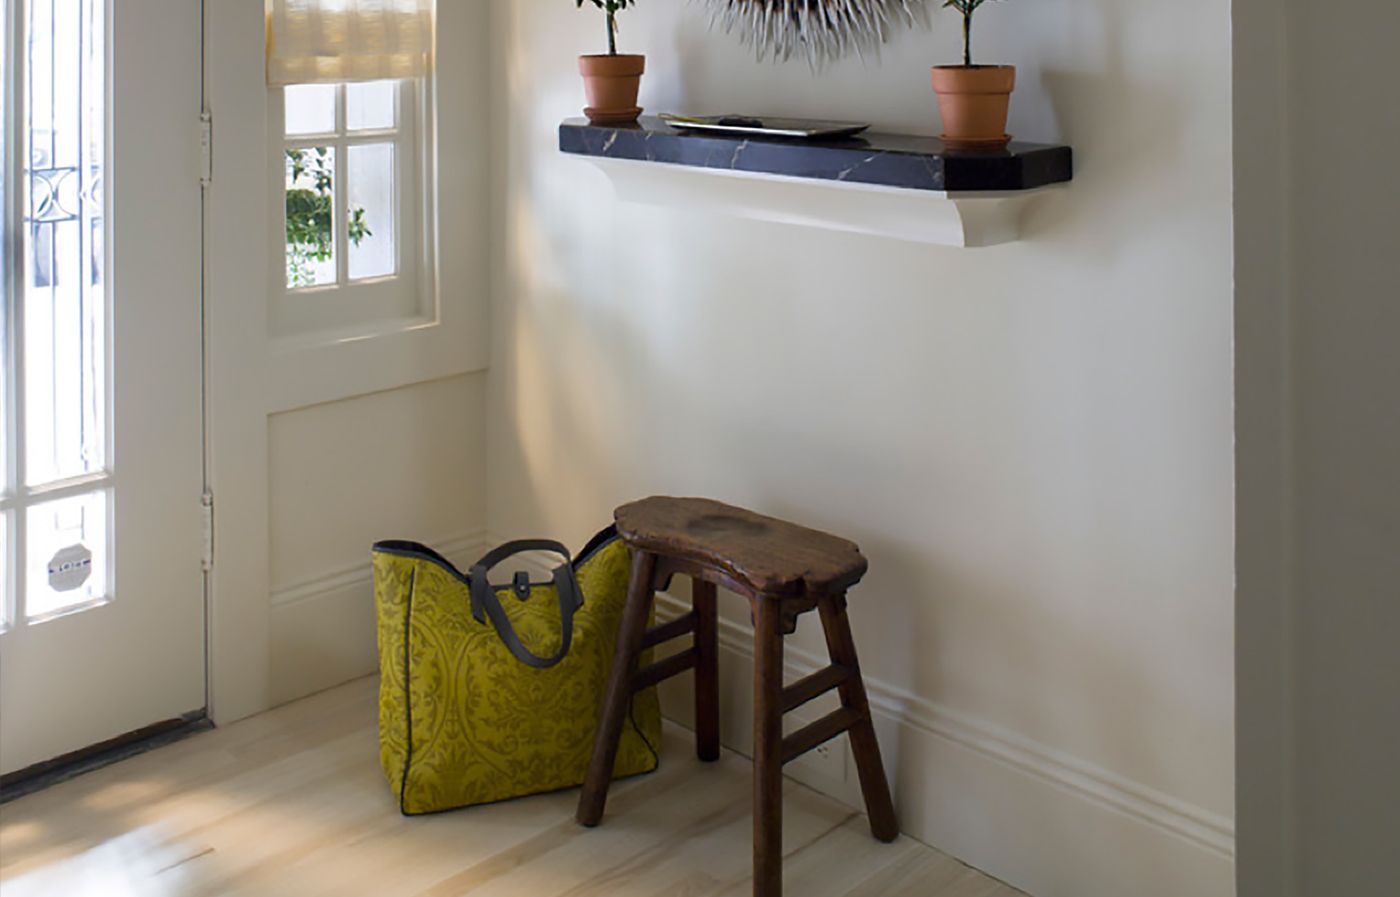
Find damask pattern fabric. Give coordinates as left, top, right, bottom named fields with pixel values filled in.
left=267, top=0, right=433, bottom=86
left=374, top=533, right=661, bottom=815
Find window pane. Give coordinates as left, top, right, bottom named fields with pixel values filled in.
left=26, top=491, right=108, bottom=619
left=347, top=143, right=396, bottom=281
left=284, top=83, right=337, bottom=136
left=346, top=80, right=396, bottom=132
left=24, top=0, right=107, bottom=487
left=285, top=147, right=338, bottom=288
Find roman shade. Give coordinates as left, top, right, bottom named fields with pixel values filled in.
left=266, top=0, right=433, bottom=86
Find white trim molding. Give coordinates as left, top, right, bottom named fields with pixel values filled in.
left=654, top=585, right=1236, bottom=897
left=654, top=591, right=1233, bottom=856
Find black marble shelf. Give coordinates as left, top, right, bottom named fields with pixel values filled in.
left=559, top=117, right=1072, bottom=193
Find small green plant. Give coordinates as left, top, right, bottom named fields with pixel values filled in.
left=943, top=0, right=1001, bottom=67
left=577, top=0, right=636, bottom=56
left=285, top=147, right=371, bottom=288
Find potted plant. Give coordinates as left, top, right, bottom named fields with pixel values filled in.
left=577, top=0, right=645, bottom=125
left=932, top=0, right=1014, bottom=148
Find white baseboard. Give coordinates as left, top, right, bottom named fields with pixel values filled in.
left=463, top=534, right=1237, bottom=897
left=649, top=592, right=1235, bottom=897
left=268, top=530, right=487, bottom=706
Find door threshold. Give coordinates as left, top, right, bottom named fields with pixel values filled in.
left=0, top=712, right=214, bottom=804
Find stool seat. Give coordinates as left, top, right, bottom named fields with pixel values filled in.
left=615, top=497, right=869, bottom=597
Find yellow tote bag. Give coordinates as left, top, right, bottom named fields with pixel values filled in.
left=373, top=527, right=661, bottom=815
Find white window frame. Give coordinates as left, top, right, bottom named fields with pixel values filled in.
left=2, top=0, right=117, bottom=632
left=267, top=77, right=437, bottom=342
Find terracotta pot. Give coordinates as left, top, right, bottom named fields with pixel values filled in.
left=579, top=54, right=645, bottom=125
left=931, top=65, right=1016, bottom=148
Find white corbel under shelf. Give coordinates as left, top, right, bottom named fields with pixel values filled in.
left=579, top=157, right=1063, bottom=248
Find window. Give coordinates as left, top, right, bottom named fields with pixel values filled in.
left=3, top=0, right=113, bottom=628
left=273, top=78, right=430, bottom=337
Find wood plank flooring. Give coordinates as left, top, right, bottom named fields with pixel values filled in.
left=0, top=678, right=1024, bottom=897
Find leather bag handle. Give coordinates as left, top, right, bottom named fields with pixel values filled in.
left=468, top=540, right=583, bottom=669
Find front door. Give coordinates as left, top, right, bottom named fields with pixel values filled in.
left=0, top=0, right=205, bottom=775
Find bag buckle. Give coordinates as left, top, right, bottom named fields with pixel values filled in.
left=512, top=570, right=532, bottom=600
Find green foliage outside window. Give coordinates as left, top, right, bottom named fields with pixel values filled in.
left=285, top=147, right=371, bottom=288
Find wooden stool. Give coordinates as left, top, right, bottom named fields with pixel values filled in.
left=577, top=497, right=898, bottom=897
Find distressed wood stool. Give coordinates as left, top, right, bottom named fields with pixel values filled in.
left=577, top=496, right=898, bottom=897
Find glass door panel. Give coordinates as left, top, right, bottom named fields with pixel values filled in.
left=5, top=0, right=111, bottom=625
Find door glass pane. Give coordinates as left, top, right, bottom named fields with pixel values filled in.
left=285, top=83, right=337, bottom=136
left=26, top=491, right=109, bottom=619
left=346, top=80, right=395, bottom=131
left=347, top=142, right=395, bottom=280
left=285, top=146, right=338, bottom=288
left=23, top=0, right=107, bottom=487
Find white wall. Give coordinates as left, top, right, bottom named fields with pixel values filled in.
left=487, top=3, right=1236, bottom=896
left=1234, top=1, right=1400, bottom=894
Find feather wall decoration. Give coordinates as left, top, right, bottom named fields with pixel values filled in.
left=704, top=0, right=926, bottom=67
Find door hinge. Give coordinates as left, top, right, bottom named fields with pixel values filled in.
left=200, top=111, right=214, bottom=188
left=201, top=491, right=215, bottom=572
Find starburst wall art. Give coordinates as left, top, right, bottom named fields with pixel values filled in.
left=704, top=0, right=926, bottom=66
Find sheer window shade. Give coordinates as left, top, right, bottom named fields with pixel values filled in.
left=267, top=0, right=433, bottom=86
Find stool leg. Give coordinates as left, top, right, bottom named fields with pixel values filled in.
left=693, top=579, right=721, bottom=762
left=752, top=599, right=786, bottom=897
left=818, top=593, right=899, bottom=843
left=578, top=549, right=658, bottom=827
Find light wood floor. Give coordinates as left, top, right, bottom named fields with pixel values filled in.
left=0, top=678, right=1023, bottom=897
